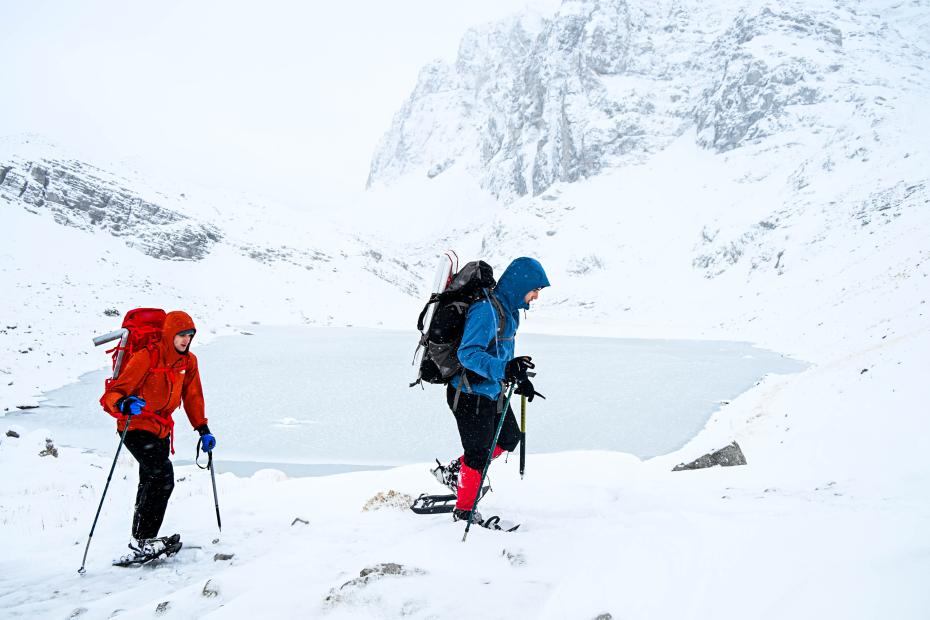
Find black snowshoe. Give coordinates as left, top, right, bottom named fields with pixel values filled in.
left=453, top=508, right=520, bottom=532
left=112, top=534, right=183, bottom=567
left=410, top=485, right=489, bottom=515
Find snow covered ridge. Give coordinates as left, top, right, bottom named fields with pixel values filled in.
left=0, top=138, right=428, bottom=412
left=0, top=154, right=222, bottom=260
left=367, top=0, right=929, bottom=201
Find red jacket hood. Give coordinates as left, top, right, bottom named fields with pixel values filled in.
left=160, top=310, right=196, bottom=364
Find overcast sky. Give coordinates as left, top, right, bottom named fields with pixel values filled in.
left=0, top=0, right=559, bottom=207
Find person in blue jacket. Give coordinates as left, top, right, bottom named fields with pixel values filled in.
left=432, top=256, right=550, bottom=524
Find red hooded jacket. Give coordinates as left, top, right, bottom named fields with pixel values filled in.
left=101, top=310, right=207, bottom=439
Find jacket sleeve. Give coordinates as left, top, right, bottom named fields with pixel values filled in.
left=100, top=351, right=150, bottom=415
left=457, top=302, right=507, bottom=383
left=181, top=354, right=207, bottom=429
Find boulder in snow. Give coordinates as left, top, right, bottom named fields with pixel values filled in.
left=672, top=441, right=747, bottom=471
left=362, top=490, right=413, bottom=512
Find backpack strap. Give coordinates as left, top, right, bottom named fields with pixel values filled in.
left=484, top=290, right=507, bottom=350
left=415, top=293, right=442, bottom=332
left=452, top=371, right=471, bottom=412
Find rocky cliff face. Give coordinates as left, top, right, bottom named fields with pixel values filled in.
left=0, top=157, right=221, bottom=260
left=0, top=146, right=423, bottom=299
left=366, top=0, right=905, bottom=203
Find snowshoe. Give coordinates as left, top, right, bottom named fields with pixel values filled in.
left=112, top=534, right=182, bottom=567
left=453, top=508, right=520, bottom=532
left=410, top=486, right=489, bottom=515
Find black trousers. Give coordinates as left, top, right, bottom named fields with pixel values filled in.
left=122, top=430, right=175, bottom=540
left=446, top=384, right=522, bottom=471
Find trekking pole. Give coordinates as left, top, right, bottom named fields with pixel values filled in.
left=209, top=451, right=222, bottom=532
left=519, top=395, right=526, bottom=479
left=463, top=384, right=516, bottom=542
left=78, top=421, right=131, bottom=574
left=197, top=437, right=222, bottom=532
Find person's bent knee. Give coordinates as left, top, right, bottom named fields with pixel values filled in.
left=462, top=454, right=489, bottom=471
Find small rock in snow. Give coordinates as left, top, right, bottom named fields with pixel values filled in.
left=325, top=563, right=428, bottom=605
left=39, top=438, right=59, bottom=458
left=502, top=548, right=527, bottom=567
left=202, top=580, right=219, bottom=598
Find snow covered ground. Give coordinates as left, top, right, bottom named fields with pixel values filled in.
left=1, top=306, right=927, bottom=618
left=1, top=321, right=927, bottom=619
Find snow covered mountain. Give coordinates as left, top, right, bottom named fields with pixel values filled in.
left=368, top=0, right=929, bottom=201
left=368, top=0, right=930, bottom=355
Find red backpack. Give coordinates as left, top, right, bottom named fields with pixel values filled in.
left=98, top=308, right=189, bottom=410
left=102, top=308, right=165, bottom=383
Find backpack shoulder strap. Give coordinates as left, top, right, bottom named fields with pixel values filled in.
left=485, top=291, right=507, bottom=348
left=487, top=292, right=505, bottom=336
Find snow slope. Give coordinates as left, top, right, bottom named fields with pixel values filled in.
left=1, top=324, right=927, bottom=619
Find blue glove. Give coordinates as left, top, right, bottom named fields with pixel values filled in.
left=196, top=425, right=216, bottom=452
left=118, top=396, right=146, bottom=416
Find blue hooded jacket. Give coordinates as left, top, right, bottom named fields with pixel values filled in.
left=451, top=257, right=550, bottom=400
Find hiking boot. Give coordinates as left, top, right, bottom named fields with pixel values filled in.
left=431, top=458, right=460, bottom=494
left=452, top=507, right=483, bottom=524
left=113, top=534, right=180, bottom=566
left=114, top=540, right=148, bottom=566
left=139, top=536, right=171, bottom=557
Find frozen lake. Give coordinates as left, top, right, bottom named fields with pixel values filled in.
left=6, top=326, right=805, bottom=475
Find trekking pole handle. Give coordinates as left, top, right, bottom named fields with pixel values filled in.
left=93, top=328, right=128, bottom=347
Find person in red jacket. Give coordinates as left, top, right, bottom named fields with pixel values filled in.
left=101, top=310, right=215, bottom=565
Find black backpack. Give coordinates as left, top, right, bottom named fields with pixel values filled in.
left=410, top=260, right=505, bottom=388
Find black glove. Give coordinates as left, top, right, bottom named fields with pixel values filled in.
left=196, top=424, right=211, bottom=436
left=514, top=378, right=546, bottom=402
left=504, top=356, right=535, bottom=383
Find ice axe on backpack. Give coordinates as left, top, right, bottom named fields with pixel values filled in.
left=93, top=328, right=131, bottom=378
